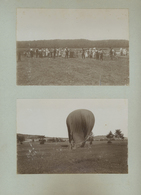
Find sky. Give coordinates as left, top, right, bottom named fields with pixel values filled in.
left=17, top=99, right=128, bottom=138
left=17, top=9, right=129, bottom=41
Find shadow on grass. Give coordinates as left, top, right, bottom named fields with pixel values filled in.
left=61, top=144, right=69, bottom=148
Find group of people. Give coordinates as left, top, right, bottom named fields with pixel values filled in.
left=28, top=47, right=70, bottom=58
left=120, top=48, right=127, bottom=56
left=109, top=48, right=117, bottom=60
left=18, top=47, right=128, bottom=62
left=82, top=48, right=104, bottom=60
left=109, top=47, right=127, bottom=59
left=27, top=47, right=105, bottom=60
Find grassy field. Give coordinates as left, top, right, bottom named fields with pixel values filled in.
left=17, top=140, right=128, bottom=174
left=17, top=55, right=129, bottom=85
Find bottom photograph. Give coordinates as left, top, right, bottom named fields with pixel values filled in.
left=17, top=99, right=128, bottom=174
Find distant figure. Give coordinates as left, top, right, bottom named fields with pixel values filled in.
left=88, top=48, right=90, bottom=58
left=43, top=48, right=46, bottom=57
left=85, top=49, right=88, bottom=58
left=30, top=49, right=33, bottom=58
left=42, top=48, right=45, bottom=58
left=120, top=48, right=123, bottom=56
left=99, top=49, right=103, bottom=61
left=92, top=48, right=96, bottom=58
left=88, top=49, right=90, bottom=58
left=89, top=136, right=93, bottom=145
left=38, top=49, right=40, bottom=58
left=36, top=48, right=39, bottom=58
left=123, top=48, right=127, bottom=56
left=82, top=48, right=85, bottom=59
left=62, top=48, right=65, bottom=57
left=95, top=49, right=99, bottom=59
left=48, top=49, right=51, bottom=57
left=112, top=48, right=115, bottom=56
left=54, top=48, right=56, bottom=58
left=58, top=48, right=61, bottom=57
left=45, top=48, right=49, bottom=57
left=65, top=47, right=69, bottom=58
left=109, top=47, right=113, bottom=60
left=56, top=48, right=59, bottom=57
left=50, top=49, right=53, bottom=58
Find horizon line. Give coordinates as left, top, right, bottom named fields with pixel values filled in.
left=17, top=132, right=128, bottom=138
left=17, top=38, right=129, bottom=42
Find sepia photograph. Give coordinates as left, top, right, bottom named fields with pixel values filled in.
left=17, top=99, right=128, bottom=174
left=17, top=9, right=129, bottom=85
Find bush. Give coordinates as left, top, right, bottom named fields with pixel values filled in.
left=40, top=139, right=46, bottom=144
left=17, top=135, right=25, bottom=144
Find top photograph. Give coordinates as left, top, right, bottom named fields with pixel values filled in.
left=16, top=9, right=129, bottom=86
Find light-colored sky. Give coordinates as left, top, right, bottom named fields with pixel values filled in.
left=17, top=9, right=129, bottom=41
left=17, top=99, right=128, bottom=138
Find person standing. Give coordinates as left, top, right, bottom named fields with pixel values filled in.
left=85, top=49, right=88, bottom=58
left=89, top=49, right=92, bottom=58
left=120, top=48, right=123, bottom=56
left=109, top=47, right=113, bottom=60
left=92, top=48, right=96, bottom=59
left=58, top=48, right=61, bottom=57
left=50, top=48, right=53, bottom=58
left=48, top=49, right=50, bottom=57
left=112, top=48, right=115, bottom=57
left=45, top=48, right=48, bottom=57
left=56, top=48, right=58, bottom=57
left=30, top=48, right=33, bottom=58
left=54, top=48, right=56, bottom=59
left=65, top=47, right=68, bottom=58
left=36, top=48, right=38, bottom=58
left=82, top=48, right=85, bottom=59
left=95, top=49, right=99, bottom=59
left=99, top=49, right=103, bottom=61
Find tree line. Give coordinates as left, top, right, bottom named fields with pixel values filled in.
left=17, top=130, right=125, bottom=144
left=17, top=39, right=129, bottom=49
left=106, top=129, right=125, bottom=143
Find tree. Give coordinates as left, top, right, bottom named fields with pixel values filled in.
left=17, top=135, right=25, bottom=144
left=115, top=129, right=124, bottom=140
left=106, top=131, right=114, bottom=143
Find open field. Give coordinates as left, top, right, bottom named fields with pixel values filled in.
left=17, top=140, right=128, bottom=174
left=17, top=55, right=129, bottom=85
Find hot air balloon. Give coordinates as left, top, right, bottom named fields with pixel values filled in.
left=66, top=109, right=95, bottom=149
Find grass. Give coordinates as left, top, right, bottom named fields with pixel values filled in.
left=17, top=55, right=129, bottom=85
left=17, top=140, right=128, bottom=174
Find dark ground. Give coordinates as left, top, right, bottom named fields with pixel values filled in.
left=17, top=140, right=128, bottom=174
left=17, top=55, right=129, bottom=85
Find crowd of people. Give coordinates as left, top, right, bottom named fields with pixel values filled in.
left=25, top=47, right=71, bottom=59
left=27, top=47, right=105, bottom=60
left=82, top=48, right=104, bottom=60
left=120, top=48, right=127, bottom=56
left=17, top=47, right=128, bottom=61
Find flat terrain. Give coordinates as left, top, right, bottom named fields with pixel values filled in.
left=17, top=55, right=129, bottom=85
left=17, top=141, right=128, bottom=174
